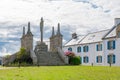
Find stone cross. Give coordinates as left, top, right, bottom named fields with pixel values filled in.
left=40, top=17, right=44, bottom=43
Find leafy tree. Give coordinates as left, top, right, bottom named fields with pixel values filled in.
left=17, top=47, right=27, bottom=60
left=16, top=47, right=33, bottom=65
left=5, top=55, right=10, bottom=59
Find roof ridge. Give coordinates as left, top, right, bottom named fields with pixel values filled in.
left=77, top=35, right=85, bottom=37
left=88, top=29, right=110, bottom=34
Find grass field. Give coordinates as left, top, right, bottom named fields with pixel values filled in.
left=0, top=66, right=120, bottom=80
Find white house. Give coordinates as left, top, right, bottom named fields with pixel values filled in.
left=63, top=18, right=120, bottom=66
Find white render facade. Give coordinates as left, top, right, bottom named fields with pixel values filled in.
left=63, top=18, right=120, bottom=66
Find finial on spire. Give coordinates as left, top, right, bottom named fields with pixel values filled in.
left=28, top=22, right=30, bottom=32
left=23, top=27, right=25, bottom=36
left=27, top=22, right=32, bottom=34
left=57, top=23, right=61, bottom=35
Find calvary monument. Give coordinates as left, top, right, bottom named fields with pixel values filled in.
left=21, top=17, right=68, bottom=66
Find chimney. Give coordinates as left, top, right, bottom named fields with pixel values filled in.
left=115, top=18, right=120, bottom=26
left=72, top=33, right=77, bottom=39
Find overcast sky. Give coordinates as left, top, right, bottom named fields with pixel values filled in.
left=0, top=0, right=120, bottom=56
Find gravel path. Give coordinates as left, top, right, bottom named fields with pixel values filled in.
left=0, top=67, right=16, bottom=70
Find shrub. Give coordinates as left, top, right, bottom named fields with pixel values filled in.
left=69, top=56, right=81, bottom=65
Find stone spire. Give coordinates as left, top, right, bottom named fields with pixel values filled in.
left=56, top=23, right=61, bottom=35
left=51, top=26, right=55, bottom=37
left=27, top=22, right=33, bottom=36
left=27, top=22, right=30, bottom=33
left=23, top=27, right=25, bottom=36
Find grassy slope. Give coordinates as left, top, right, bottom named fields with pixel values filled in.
left=0, top=66, right=120, bottom=80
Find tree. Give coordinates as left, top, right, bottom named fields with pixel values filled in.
left=17, top=47, right=27, bottom=60
left=16, top=47, right=33, bottom=65
left=5, top=55, right=10, bottom=59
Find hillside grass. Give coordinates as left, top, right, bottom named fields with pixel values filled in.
left=0, top=66, right=120, bottom=80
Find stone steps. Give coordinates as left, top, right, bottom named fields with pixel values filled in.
left=36, top=51, right=65, bottom=66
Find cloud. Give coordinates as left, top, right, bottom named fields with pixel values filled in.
left=0, top=0, right=120, bottom=56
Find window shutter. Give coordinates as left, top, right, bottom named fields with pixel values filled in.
left=101, top=44, right=102, bottom=51
left=83, top=57, right=85, bottom=63
left=80, top=47, right=81, bottom=52
left=101, top=56, right=102, bottom=63
left=77, top=47, right=79, bottom=52
left=96, top=45, right=98, bottom=51
left=107, top=41, right=110, bottom=50
left=113, top=55, right=115, bottom=63
left=96, top=56, right=98, bottom=63
left=113, top=41, right=116, bottom=49
left=87, top=57, right=89, bottom=63
left=83, top=46, right=85, bottom=52
left=87, top=46, right=89, bottom=52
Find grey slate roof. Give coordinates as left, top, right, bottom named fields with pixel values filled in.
left=80, top=30, right=109, bottom=44
left=64, top=35, right=85, bottom=46
left=63, top=23, right=120, bottom=47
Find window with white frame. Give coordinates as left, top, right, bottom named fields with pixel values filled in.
left=96, top=44, right=102, bottom=51
left=107, top=40, right=116, bottom=50
left=96, top=56, right=102, bottom=63
left=77, top=46, right=81, bottom=53
left=83, top=56, right=89, bottom=63
left=83, top=46, right=89, bottom=52
left=107, top=54, right=116, bottom=64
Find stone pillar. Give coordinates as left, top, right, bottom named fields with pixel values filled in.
left=40, top=17, right=44, bottom=43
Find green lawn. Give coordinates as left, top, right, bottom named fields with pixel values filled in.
left=0, top=66, right=120, bottom=80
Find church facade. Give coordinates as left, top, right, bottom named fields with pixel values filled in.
left=63, top=18, right=120, bottom=66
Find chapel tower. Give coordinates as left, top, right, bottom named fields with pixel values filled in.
left=50, top=23, right=63, bottom=52
left=21, top=22, right=33, bottom=52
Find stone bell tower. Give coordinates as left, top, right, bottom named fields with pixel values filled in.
left=25, top=22, right=33, bottom=52
left=21, top=22, right=33, bottom=52
left=50, top=23, right=63, bottom=52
